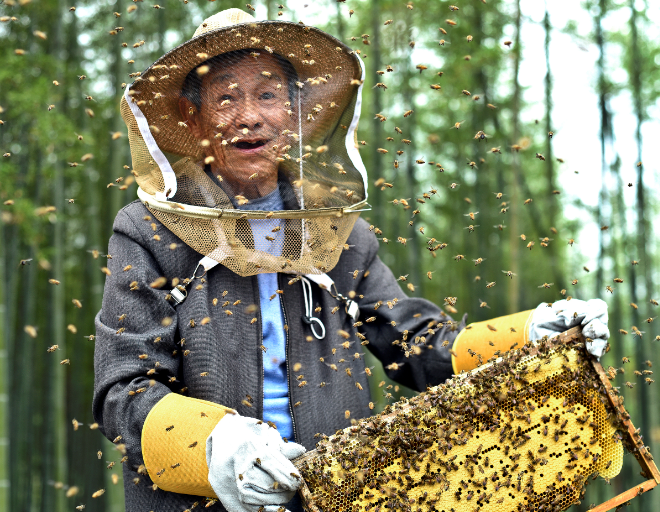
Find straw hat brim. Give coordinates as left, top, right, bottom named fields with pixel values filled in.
left=125, top=20, right=363, bottom=160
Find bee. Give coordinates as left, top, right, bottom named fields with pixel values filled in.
left=486, top=281, right=496, bottom=288
left=454, top=254, right=465, bottom=261
left=538, top=283, right=553, bottom=289
left=502, top=270, right=516, bottom=278
left=474, top=131, right=489, bottom=141
left=479, top=299, right=490, bottom=309
left=472, top=257, right=485, bottom=265
left=465, top=211, right=479, bottom=221
left=465, top=224, right=479, bottom=233
left=404, top=110, right=414, bottom=117
left=60, top=359, right=70, bottom=365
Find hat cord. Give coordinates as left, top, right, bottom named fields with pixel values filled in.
left=297, top=87, right=307, bottom=261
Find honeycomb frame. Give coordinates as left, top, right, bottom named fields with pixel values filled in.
left=293, top=327, right=660, bottom=512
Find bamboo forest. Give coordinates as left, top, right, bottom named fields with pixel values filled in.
left=1, top=0, right=660, bottom=510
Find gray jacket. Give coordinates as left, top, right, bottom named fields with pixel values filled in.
left=93, top=200, right=465, bottom=511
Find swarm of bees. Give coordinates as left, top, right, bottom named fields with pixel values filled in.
left=4, top=1, right=658, bottom=510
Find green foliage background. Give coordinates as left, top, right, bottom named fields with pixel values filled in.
left=1, top=0, right=659, bottom=510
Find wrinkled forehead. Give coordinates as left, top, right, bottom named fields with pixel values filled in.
left=201, top=53, right=287, bottom=91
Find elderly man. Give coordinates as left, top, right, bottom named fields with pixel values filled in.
left=93, top=8, right=610, bottom=512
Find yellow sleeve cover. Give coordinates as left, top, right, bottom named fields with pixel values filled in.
left=141, top=393, right=236, bottom=497
left=451, top=310, right=534, bottom=374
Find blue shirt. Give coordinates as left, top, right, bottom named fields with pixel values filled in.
left=236, top=187, right=294, bottom=440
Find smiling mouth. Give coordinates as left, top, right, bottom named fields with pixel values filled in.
left=234, top=140, right=267, bottom=150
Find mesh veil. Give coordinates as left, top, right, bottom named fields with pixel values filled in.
left=121, top=9, right=368, bottom=276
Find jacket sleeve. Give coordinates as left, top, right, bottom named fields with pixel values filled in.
left=92, top=208, right=230, bottom=497
left=351, top=228, right=466, bottom=392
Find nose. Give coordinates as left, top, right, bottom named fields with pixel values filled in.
left=234, top=99, right=263, bottom=131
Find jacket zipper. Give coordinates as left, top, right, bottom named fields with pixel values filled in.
left=279, top=273, right=298, bottom=442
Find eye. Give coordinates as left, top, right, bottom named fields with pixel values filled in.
left=219, top=94, right=233, bottom=102
left=260, top=92, right=275, bottom=100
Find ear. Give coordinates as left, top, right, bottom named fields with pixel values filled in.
left=179, top=97, right=204, bottom=140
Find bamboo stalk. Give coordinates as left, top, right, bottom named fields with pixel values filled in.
left=507, top=0, right=522, bottom=314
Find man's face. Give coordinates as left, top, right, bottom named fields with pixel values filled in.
left=181, top=54, right=296, bottom=198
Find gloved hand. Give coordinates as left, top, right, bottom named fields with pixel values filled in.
left=528, top=298, right=610, bottom=359
left=206, top=414, right=306, bottom=512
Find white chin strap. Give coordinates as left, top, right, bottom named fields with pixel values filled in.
left=346, top=55, right=369, bottom=203
left=168, top=256, right=360, bottom=338
left=124, top=84, right=178, bottom=201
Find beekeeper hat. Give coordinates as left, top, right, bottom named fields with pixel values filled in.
left=120, top=9, right=369, bottom=277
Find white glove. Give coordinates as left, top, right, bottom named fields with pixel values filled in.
left=206, top=414, right=306, bottom=512
left=528, top=298, right=609, bottom=359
